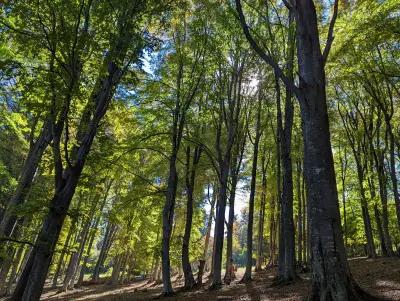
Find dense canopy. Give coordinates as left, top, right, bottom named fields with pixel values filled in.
left=0, top=0, right=399, bottom=300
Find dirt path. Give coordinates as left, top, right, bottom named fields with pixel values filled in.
left=36, top=257, right=400, bottom=301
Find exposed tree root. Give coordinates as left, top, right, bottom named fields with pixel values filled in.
left=307, top=279, right=389, bottom=301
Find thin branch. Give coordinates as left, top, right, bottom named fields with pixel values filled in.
left=322, top=0, right=339, bottom=65
left=235, top=0, right=300, bottom=100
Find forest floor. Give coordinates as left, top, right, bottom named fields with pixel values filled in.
left=37, top=257, right=400, bottom=301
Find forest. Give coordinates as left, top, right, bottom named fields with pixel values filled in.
left=0, top=0, right=399, bottom=300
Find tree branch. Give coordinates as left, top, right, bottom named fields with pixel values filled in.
left=235, top=0, right=300, bottom=99
left=322, top=0, right=339, bottom=65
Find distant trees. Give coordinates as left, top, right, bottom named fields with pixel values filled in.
left=0, top=0, right=399, bottom=300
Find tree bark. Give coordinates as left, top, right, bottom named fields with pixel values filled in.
left=224, top=130, right=245, bottom=283
left=294, top=1, right=373, bottom=298
left=182, top=146, right=201, bottom=290
left=197, top=184, right=216, bottom=285
left=11, top=54, right=126, bottom=301
left=296, top=160, right=303, bottom=264
left=242, top=97, right=262, bottom=282
left=0, top=120, right=52, bottom=239
left=256, top=149, right=268, bottom=271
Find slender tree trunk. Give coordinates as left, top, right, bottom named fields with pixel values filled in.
left=5, top=244, right=25, bottom=296
left=356, top=168, right=376, bottom=258
left=373, top=205, right=387, bottom=256
left=182, top=146, right=201, bottom=290
left=211, top=164, right=230, bottom=287
left=62, top=214, right=91, bottom=291
left=92, top=221, right=112, bottom=281
left=301, top=170, right=307, bottom=264
left=242, top=98, right=262, bottom=282
left=267, top=196, right=276, bottom=267
left=198, top=184, right=216, bottom=285
left=387, top=127, right=400, bottom=229
left=161, top=152, right=178, bottom=295
left=375, top=153, right=394, bottom=256
left=0, top=120, right=52, bottom=239
left=224, top=174, right=237, bottom=283
left=52, top=197, right=82, bottom=288
left=296, top=160, right=303, bottom=264
left=256, top=150, right=268, bottom=271
left=12, top=56, right=126, bottom=301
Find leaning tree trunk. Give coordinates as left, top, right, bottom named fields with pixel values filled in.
left=11, top=56, right=126, bottom=301
left=0, top=120, right=52, bottom=239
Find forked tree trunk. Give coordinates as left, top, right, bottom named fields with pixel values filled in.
left=11, top=57, right=126, bottom=301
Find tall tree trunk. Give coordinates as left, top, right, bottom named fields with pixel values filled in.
left=5, top=244, right=25, bottom=296
left=0, top=120, right=52, bottom=239
left=182, top=146, right=201, bottom=290
left=294, top=1, right=373, bottom=298
left=375, top=152, right=394, bottom=256
left=224, top=133, right=245, bottom=283
left=267, top=196, right=277, bottom=267
left=52, top=196, right=83, bottom=288
left=51, top=227, right=73, bottom=288
left=12, top=54, right=127, bottom=301
left=277, top=8, right=296, bottom=283
left=161, top=153, right=179, bottom=295
left=211, top=54, right=243, bottom=288
left=387, top=127, right=400, bottom=229
left=197, top=184, right=216, bottom=285
left=356, top=168, right=376, bottom=258
left=242, top=97, right=262, bottom=282
left=211, top=163, right=230, bottom=287
left=76, top=184, right=110, bottom=287
left=224, top=174, right=238, bottom=283
left=296, top=160, right=303, bottom=264
left=62, top=214, right=92, bottom=291
left=92, top=221, right=113, bottom=281
left=256, top=149, right=268, bottom=271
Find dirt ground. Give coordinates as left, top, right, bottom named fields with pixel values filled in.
left=37, top=257, right=400, bottom=301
